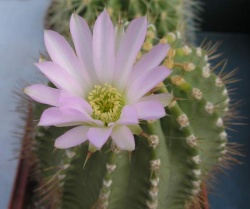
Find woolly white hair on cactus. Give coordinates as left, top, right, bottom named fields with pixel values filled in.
left=24, top=10, right=172, bottom=151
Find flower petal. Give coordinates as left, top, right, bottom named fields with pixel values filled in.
left=38, top=107, right=87, bottom=127
left=128, top=124, right=142, bottom=135
left=36, top=61, right=84, bottom=97
left=109, top=105, right=138, bottom=126
left=132, top=43, right=170, bottom=78
left=115, top=25, right=124, bottom=53
left=44, top=30, right=90, bottom=88
left=140, top=93, right=173, bottom=107
left=134, top=101, right=166, bottom=120
left=59, top=95, right=92, bottom=114
left=24, top=84, right=59, bottom=106
left=87, top=127, right=113, bottom=149
left=126, top=66, right=171, bottom=104
left=111, top=125, right=135, bottom=151
left=55, top=126, right=89, bottom=149
left=114, top=16, right=147, bottom=90
left=70, top=14, right=99, bottom=84
left=93, top=10, right=115, bottom=84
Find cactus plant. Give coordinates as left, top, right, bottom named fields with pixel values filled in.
left=21, top=1, right=240, bottom=209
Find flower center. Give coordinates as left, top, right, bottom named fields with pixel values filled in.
left=87, top=83, right=125, bottom=125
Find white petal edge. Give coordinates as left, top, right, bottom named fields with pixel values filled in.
left=24, top=84, right=59, bottom=106
left=55, top=126, right=89, bottom=149
left=93, top=10, right=115, bottom=84
left=111, top=125, right=135, bottom=151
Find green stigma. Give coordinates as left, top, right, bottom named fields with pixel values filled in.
left=87, top=83, right=125, bottom=125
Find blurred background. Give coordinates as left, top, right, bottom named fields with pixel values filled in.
left=0, top=0, right=51, bottom=208
left=197, top=0, right=250, bottom=208
left=0, top=0, right=249, bottom=208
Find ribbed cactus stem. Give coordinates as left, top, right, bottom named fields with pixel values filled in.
left=161, top=102, right=203, bottom=208
left=96, top=150, right=117, bottom=209
left=146, top=120, right=170, bottom=209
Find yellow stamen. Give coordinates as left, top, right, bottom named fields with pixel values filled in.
left=88, top=83, right=125, bottom=125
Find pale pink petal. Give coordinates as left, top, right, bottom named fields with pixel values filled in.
left=24, top=84, right=59, bottom=106
left=35, top=61, right=84, bottom=97
left=58, top=94, right=104, bottom=126
left=55, top=126, right=89, bottom=149
left=93, top=10, right=115, bottom=84
left=126, top=66, right=171, bottom=104
left=115, top=25, right=124, bottom=53
left=87, top=127, right=113, bottom=149
left=111, top=125, right=135, bottom=151
left=140, top=93, right=173, bottom=107
left=134, top=101, right=166, bottom=120
left=38, top=107, right=87, bottom=127
left=132, top=43, right=170, bottom=78
left=44, top=30, right=91, bottom=88
left=114, top=16, right=147, bottom=90
left=109, top=105, right=138, bottom=126
left=59, top=95, right=92, bottom=115
left=70, top=14, right=99, bottom=84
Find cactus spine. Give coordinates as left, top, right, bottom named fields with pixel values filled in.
left=45, top=0, right=200, bottom=41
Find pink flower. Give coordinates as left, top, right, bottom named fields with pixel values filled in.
left=24, top=10, right=172, bottom=151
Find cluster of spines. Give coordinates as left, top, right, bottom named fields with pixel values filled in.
left=146, top=29, right=234, bottom=207
left=162, top=31, right=230, bottom=161
left=45, top=0, right=200, bottom=41
left=33, top=126, right=79, bottom=208
left=165, top=101, right=203, bottom=205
